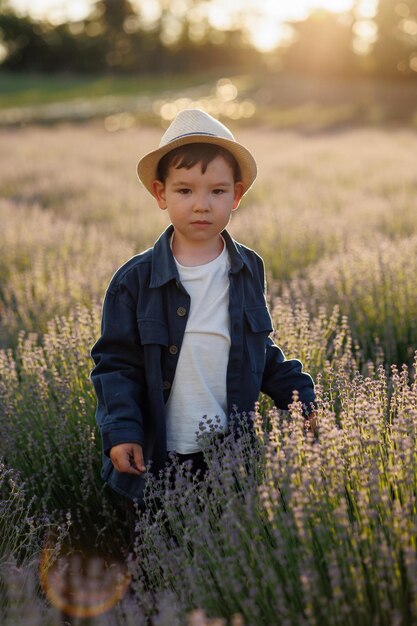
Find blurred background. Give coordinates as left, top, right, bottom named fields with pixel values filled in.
left=1, top=0, right=417, bottom=128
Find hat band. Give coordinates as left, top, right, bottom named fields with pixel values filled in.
left=164, top=130, right=229, bottom=145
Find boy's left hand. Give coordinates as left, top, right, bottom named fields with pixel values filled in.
left=109, top=442, right=146, bottom=475
left=304, top=411, right=318, bottom=436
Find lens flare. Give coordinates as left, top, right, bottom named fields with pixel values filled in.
left=39, top=535, right=131, bottom=618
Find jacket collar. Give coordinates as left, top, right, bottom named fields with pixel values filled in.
left=149, top=224, right=253, bottom=288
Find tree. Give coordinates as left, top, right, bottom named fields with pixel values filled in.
left=370, top=0, right=417, bottom=78
left=0, top=0, right=265, bottom=74
left=0, top=10, right=49, bottom=71
left=281, top=10, right=359, bottom=78
left=80, top=0, right=140, bottom=72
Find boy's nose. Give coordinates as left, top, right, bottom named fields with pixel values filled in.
left=193, top=194, right=210, bottom=211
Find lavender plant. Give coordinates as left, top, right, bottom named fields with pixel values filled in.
left=0, top=297, right=353, bottom=565
left=0, top=558, right=237, bottom=626
left=0, top=461, right=71, bottom=624
left=269, top=297, right=358, bottom=379
left=2, top=124, right=417, bottom=624
left=0, top=462, right=39, bottom=565
left=0, top=199, right=136, bottom=347
left=3, top=125, right=417, bottom=358
left=0, top=305, right=127, bottom=551
left=287, top=234, right=417, bottom=365
left=128, top=355, right=417, bottom=626
left=1, top=554, right=167, bottom=626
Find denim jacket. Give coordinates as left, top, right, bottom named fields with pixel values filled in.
left=90, top=225, right=316, bottom=502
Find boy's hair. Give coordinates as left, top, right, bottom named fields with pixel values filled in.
left=157, top=143, right=242, bottom=183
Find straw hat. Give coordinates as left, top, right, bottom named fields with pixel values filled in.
left=137, top=109, right=257, bottom=197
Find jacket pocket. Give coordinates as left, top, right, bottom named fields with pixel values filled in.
left=137, top=318, right=169, bottom=346
left=244, top=306, right=273, bottom=373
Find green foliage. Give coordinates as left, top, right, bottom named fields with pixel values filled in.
left=1, top=0, right=417, bottom=79
left=0, top=70, right=221, bottom=109
left=0, top=1, right=265, bottom=75
left=371, top=0, right=417, bottom=78
left=0, top=10, right=50, bottom=71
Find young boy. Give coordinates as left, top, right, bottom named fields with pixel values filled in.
left=91, top=109, right=317, bottom=509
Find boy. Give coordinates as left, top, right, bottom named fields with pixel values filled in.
left=91, top=109, right=317, bottom=509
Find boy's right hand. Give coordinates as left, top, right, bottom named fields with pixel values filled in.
left=109, top=443, right=146, bottom=475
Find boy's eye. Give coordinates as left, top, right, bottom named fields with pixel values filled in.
left=213, top=189, right=225, bottom=195
left=177, top=188, right=191, bottom=194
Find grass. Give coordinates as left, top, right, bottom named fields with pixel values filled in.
left=2, top=70, right=417, bottom=129
left=0, top=69, right=231, bottom=109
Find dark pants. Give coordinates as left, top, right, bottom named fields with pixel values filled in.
left=166, top=448, right=209, bottom=482
left=122, top=449, right=209, bottom=551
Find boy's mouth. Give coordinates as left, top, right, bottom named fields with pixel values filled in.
left=192, top=220, right=211, bottom=225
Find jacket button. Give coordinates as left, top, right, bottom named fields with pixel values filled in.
left=163, top=380, right=171, bottom=390
left=169, top=345, right=178, bottom=355
left=177, top=306, right=187, bottom=317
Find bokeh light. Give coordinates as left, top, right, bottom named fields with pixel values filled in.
left=152, top=78, right=256, bottom=127
left=39, top=536, right=131, bottom=618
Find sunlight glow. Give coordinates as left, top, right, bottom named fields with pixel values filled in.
left=9, top=0, right=362, bottom=51
left=355, top=0, right=378, bottom=19
left=11, top=0, right=92, bottom=23
left=0, top=43, right=8, bottom=63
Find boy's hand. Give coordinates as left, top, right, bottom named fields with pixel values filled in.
left=304, top=412, right=318, bottom=437
left=110, top=443, right=146, bottom=475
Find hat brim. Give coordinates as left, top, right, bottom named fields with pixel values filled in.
left=137, top=134, right=257, bottom=198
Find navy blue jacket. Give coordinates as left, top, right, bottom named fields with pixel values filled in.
left=90, top=225, right=316, bottom=502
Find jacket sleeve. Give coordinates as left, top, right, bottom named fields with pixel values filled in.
left=261, top=338, right=316, bottom=416
left=90, top=282, right=146, bottom=456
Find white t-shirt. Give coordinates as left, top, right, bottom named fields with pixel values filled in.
left=166, top=240, right=231, bottom=453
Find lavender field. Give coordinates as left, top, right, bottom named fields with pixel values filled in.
left=1, top=121, right=417, bottom=625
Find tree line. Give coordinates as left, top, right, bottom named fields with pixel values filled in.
left=0, top=0, right=416, bottom=79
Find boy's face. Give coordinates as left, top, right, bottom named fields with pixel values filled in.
left=152, top=155, right=244, bottom=251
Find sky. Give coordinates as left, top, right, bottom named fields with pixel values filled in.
left=8, top=0, right=377, bottom=51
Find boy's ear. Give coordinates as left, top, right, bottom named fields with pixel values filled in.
left=232, top=182, right=245, bottom=211
left=152, top=180, right=167, bottom=209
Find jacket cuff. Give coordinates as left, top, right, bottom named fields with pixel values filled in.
left=101, top=422, right=144, bottom=457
